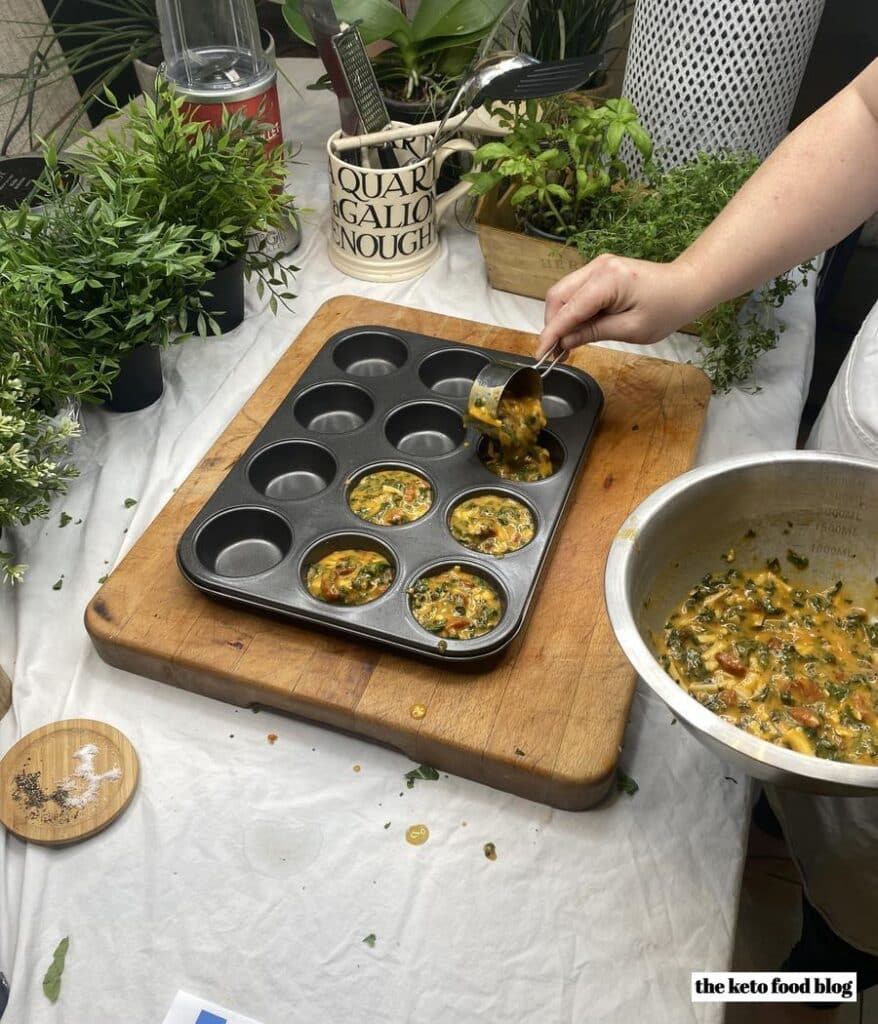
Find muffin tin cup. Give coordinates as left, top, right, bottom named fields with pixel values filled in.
left=446, top=486, right=540, bottom=557
left=178, top=324, right=603, bottom=664
left=345, top=461, right=438, bottom=529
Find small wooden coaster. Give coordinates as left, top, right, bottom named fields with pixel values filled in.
left=0, top=719, right=138, bottom=845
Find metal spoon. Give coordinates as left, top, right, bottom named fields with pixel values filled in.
left=467, top=344, right=564, bottom=441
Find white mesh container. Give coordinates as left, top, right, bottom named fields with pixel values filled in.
left=621, top=0, right=825, bottom=172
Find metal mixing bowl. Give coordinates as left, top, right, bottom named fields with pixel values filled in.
left=605, top=451, right=878, bottom=796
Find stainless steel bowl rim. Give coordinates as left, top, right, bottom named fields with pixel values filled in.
left=604, top=449, right=878, bottom=791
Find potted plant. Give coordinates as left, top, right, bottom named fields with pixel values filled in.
left=517, top=0, right=632, bottom=97
left=284, top=0, right=511, bottom=120
left=467, top=96, right=652, bottom=240
left=70, top=83, right=298, bottom=334
left=466, top=98, right=812, bottom=390
left=0, top=156, right=222, bottom=412
left=0, top=355, right=79, bottom=583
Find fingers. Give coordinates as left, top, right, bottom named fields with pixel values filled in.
left=554, top=311, right=649, bottom=351
left=543, top=263, right=596, bottom=326
left=539, top=272, right=624, bottom=355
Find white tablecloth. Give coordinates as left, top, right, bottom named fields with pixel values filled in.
left=0, top=60, right=819, bottom=1024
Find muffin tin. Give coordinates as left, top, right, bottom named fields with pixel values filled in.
left=176, top=326, right=604, bottom=664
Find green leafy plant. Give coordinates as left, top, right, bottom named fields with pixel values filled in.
left=0, top=359, right=78, bottom=583
left=73, top=84, right=298, bottom=315
left=570, top=154, right=814, bottom=391
left=468, top=99, right=811, bottom=390
left=0, top=157, right=221, bottom=402
left=284, top=0, right=510, bottom=108
left=520, top=0, right=631, bottom=64
left=466, top=97, right=652, bottom=235
left=0, top=288, right=117, bottom=415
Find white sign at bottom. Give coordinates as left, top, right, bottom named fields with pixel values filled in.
left=691, top=972, right=857, bottom=1002
left=161, top=990, right=265, bottom=1024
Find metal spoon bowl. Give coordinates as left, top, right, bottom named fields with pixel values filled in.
left=467, top=345, right=564, bottom=438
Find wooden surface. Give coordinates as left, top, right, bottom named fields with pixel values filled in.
left=85, top=296, right=711, bottom=810
left=0, top=719, right=138, bottom=844
left=475, top=186, right=585, bottom=302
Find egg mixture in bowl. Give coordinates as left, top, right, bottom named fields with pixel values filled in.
left=605, top=451, right=878, bottom=794
left=654, top=557, right=878, bottom=765
left=348, top=469, right=432, bottom=526
left=449, top=494, right=535, bottom=555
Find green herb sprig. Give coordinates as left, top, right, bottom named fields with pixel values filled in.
left=42, top=936, right=69, bottom=1003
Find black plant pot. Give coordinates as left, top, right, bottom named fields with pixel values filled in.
left=105, top=344, right=163, bottom=413
left=523, top=218, right=569, bottom=244
left=0, top=155, right=77, bottom=211
left=193, top=258, right=245, bottom=335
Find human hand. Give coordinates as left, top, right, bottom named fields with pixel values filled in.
left=536, top=254, right=704, bottom=357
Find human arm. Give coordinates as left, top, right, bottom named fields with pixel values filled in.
left=537, top=58, right=878, bottom=355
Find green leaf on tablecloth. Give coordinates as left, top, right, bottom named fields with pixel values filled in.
left=362, top=933, right=377, bottom=948
left=123, top=497, right=137, bottom=509
left=59, top=512, right=72, bottom=528
left=383, top=822, right=391, bottom=829
left=52, top=577, right=63, bottom=591
left=404, top=764, right=439, bottom=788
left=42, top=936, right=69, bottom=1003
left=616, top=770, right=639, bottom=796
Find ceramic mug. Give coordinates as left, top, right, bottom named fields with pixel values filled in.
left=326, top=126, right=477, bottom=282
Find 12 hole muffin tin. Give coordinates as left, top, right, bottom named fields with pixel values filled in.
left=176, top=325, right=604, bottom=664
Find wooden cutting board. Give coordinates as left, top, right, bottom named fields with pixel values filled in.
left=86, top=296, right=711, bottom=809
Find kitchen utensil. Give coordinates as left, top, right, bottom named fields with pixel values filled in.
left=466, top=344, right=565, bottom=441
left=175, top=322, right=603, bottom=665
left=331, top=23, right=396, bottom=169
left=428, top=53, right=605, bottom=155
left=605, top=450, right=878, bottom=797
left=300, top=0, right=361, bottom=160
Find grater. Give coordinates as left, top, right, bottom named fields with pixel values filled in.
left=331, top=24, right=396, bottom=167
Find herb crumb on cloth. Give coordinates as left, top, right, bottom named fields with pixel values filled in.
left=42, top=936, right=69, bottom=1003
left=617, top=770, right=639, bottom=796
left=52, top=576, right=64, bottom=591
left=59, top=512, right=72, bottom=528
left=362, top=934, right=376, bottom=948
left=404, top=764, right=439, bottom=788
left=484, top=842, right=497, bottom=860
left=123, top=497, right=137, bottom=509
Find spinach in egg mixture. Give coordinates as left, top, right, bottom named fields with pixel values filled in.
left=468, top=391, right=554, bottom=482
left=349, top=469, right=432, bottom=526
left=450, top=494, right=534, bottom=555
left=409, top=567, right=502, bottom=640
left=653, top=561, right=878, bottom=765
left=468, top=393, right=546, bottom=455
left=307, top=549, right=393, bottom=606
left=482, top=438, right=554, bottom=482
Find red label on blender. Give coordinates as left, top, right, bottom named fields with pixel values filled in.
left=181, top=81, right=283, bottom=154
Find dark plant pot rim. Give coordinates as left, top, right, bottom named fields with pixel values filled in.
left=522, top=217, right=573, bottom=244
